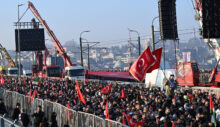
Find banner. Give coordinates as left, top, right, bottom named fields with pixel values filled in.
left=182, top=52, right=191, bottom=62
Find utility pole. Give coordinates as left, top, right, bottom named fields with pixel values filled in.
left=128, top=29, right=141, bottom=56
left=79, top=37, right=83, bottom=66
left=18, top=4, right=24, bottom=84
left=81, top=41, right=100, bottom=70
left=80, top=30, right=90, bottom=67
left=128, top=30, right=132, bottom=64
left=138, top=36, right=141, bottom=55
left=151, top=16, right=159, bottom=51
left=151, top=25, right=155, bottom=51
left=87, top=44, right=90, bottom=70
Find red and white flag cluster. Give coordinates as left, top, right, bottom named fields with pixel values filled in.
left=129, top=47, right=162, bottom=82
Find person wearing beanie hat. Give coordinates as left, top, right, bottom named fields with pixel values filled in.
left=165, top=74, right=177, bottom=97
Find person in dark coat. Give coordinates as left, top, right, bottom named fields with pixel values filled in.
left=32, top=105, right=44, bottom=127
left=0, top=99, right=7, bottom=115
left=50, top=112, right=58, bottom=127
left=12, top=103, right=21, bottom=120
left=20, top=109, right=30, bottom=127
left=39, top=117, right=49, bottom=127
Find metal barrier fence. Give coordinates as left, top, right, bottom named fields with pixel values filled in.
left=0, top=115, right=21, bottom=127
left=0, top=88, right=128, bottom=127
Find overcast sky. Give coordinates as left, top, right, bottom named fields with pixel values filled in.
left=0, top=0, right=200, bottom=50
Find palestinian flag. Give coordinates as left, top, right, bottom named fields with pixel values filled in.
left=148, top=81, right=151, bottom=89
left=210, top=96, right=217, bottom=127
left=31, top=89, right=37, bottom=103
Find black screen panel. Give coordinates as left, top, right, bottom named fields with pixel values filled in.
left=15, top=29, right=45, bottom=51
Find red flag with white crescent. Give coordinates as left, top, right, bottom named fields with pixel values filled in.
left=124, top=113, right=145, bottom=127
left=147, top=47, right=163, bottom=73
left=101, top=84, right=112, bottom=93
left=129, top=46, right=155, bottom=82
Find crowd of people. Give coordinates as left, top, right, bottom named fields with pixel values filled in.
left=0, top=75, right=219, bottom=127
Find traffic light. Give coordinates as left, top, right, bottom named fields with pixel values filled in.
left=202, top=0, right=220, bottom=38
left=158, top=0, right=178, bottom=40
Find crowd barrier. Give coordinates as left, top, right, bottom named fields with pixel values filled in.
left=0, top=115, right=21, bottom=127
left=0, top=88, right=128, bottom=127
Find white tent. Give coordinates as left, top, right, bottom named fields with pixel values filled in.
left=145, top=69, right=176, bottom=89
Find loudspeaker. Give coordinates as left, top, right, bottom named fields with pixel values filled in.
left=158, top=0, right=178, bottom=40
left=202, top=0, right=220, bottom=38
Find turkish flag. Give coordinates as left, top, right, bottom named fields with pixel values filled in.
left=124, top=113, right=145, bottom=127
left=0, top=76, right=4, bottom=85
left=129, top=46, right=155, bottom=81
left=75, top=80, right=86, bottom=104
left=101, top=84, right=112, bottom=93
left=121, top=90, right=125, bottom=98
left=147, top=47, right=163, bottom=73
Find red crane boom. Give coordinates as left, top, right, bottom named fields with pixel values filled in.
left=28, top=1, right=72, bottom=67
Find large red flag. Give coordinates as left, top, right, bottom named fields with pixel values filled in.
left=147, top=47, right=163, bottom=73
left=105, top=101, right=110, bottom=119
left=101, top=84, right=112, bottom=93
left=129, top=46, right=155, bottom=81
left=75, top=81, right=86, bottom=104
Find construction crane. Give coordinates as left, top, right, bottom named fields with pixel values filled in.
left=0, top=43, right=18, bottom=76
left=0, top=43, right=15, bottom=67
left=27, top=1, right=84, bottom=79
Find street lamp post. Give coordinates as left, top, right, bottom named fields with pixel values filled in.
left=80, top=30, right=90, bottom=66
left=151, top=16, right=159, bottom=51
left=128, top=29, right=141, bottom=55
left=87, top=44, right=90, bottom=70
left=18, top=4, right=24, bottom=84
